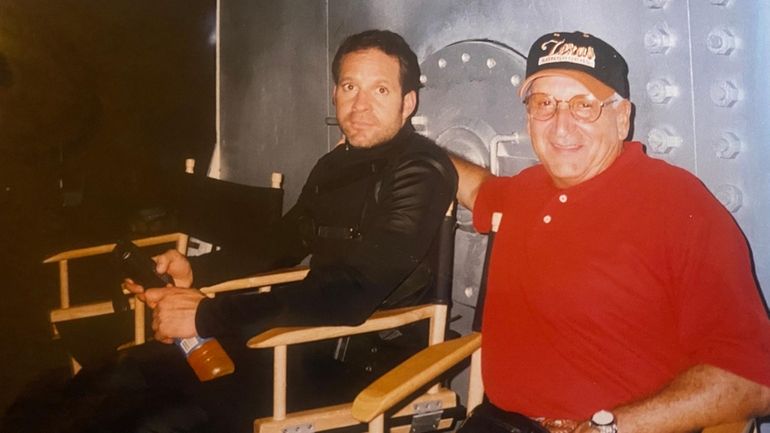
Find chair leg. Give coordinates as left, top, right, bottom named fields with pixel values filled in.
left=134, top=297, right=146, bottom=345
left=368, top=414, right=384, bottom=433
left=467, top=348, right=483, bottom=413
left=59, top=260, right=70, bottom=308
left=274, top=345, right=287, bottom=420
left=427, top=305, right=448, bottom=394
left=176, top=234, right=189, bottom=254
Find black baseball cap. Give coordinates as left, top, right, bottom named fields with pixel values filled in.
left=518, top=31, right=629, bottom=100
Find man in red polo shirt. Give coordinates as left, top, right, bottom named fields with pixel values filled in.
left=453, top=31, right=770, bottom=433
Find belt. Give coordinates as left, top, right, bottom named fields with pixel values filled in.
left=459, top=402, right=580, bottom=433
left=459, top=402, right=548, bottom=433
left=534, top=417, right=580, bottom=433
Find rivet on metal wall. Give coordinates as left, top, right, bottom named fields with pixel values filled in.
left=510, top=74, right=521, bottom=87
left=643, top=0, right=669, bottom=9
left=461, top=53, right=471, bottom=63
left=713, top=131, right=742, bottom=159
left=710, top=80, right=740, bottom=107
left=438, top=58, right=447, bottom=69
left=419, top=74, right=428, bottom=85
left=706, top=27, right=737, bottom=56
left=647, top=127, right=682, bottom=154
left=714, top=184, right=743, bottom=213
left=464, top=286, right=475, bottom=298
left=644, top=24, right=675, bottom=54
left=646, top=78, right=678, bottom=104
left=486, top=58, right=497, bottom=69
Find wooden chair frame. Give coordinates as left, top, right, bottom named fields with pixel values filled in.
left=248, top=303, right=453, bottom=433
left=45, top=168, right=285, bottom=374
left=45, top=194, right=459, bottom=433
left=351, top=333, right=755, bottom=433
left=349, top=210, right=754, bottom=433
left=248, top=204, right=459, bottom=433
left=44, top=231, right=310, bottom=374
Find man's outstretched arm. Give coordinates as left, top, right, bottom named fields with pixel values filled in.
left=574, top=364, right=770, bottom=433
left=449, top=154, right=492, bottom=211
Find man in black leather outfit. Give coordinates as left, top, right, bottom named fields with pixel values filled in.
left=1, top=30, right=456, bottom=433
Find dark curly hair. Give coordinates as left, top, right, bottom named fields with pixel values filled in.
left=331, top=29, right=421, bottom=96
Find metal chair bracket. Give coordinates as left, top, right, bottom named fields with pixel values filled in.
left=410, top=400, right=443, bottom=433
left=282, top=423, right=315, bottom=433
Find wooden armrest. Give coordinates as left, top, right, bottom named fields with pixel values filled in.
left=199, top=266, right=309, bottom=296
left=703, top=421, right=755, bottom=433
left=43, top=233, right=185, bottom=263
left=247, top=304, right=443, bottom=348
left=350, top=336, right=753, bottom=431
left=50, top=298, right=137, bottom=323
left=352, top=332, right=480, bottom=422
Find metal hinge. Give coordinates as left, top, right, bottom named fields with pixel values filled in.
left=282, top=423, right=314, bottom=433
left=410, top=400, right=443, bottom=433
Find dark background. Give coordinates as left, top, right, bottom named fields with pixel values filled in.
left=0, top=0, right=216, bottom=414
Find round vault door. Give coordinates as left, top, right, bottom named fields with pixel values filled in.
left=417, top=40, right=532, bottom=312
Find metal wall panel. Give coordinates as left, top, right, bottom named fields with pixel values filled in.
left=219, top=0, right=770, bottom=376
left=322, top=0, right=770, bottom=303
left=689, top=2, right=770, bottom=302
left=219, top=0, right=328, bottom=207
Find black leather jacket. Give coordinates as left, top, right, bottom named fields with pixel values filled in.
left=193, top=126, right=457, bottom=338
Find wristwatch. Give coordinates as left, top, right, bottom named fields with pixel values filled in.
left=590, top=410, right=618, bottom=433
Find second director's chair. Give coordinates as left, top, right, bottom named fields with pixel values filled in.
left=46, top=168, right=288, bottom=373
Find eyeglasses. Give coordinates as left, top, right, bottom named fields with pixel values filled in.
left=524, top=93, right=619, bottom=123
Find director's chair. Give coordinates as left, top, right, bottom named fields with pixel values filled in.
left=349, top=212, right=756, bottom=433
left=45, top=167, right=288, bottom=373
left=46, top=185, right=464, bottom=433
left=247, top=203, right=461, bottom=433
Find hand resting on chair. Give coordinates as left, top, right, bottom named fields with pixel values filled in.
left=123, top=248, right=204, bottom=344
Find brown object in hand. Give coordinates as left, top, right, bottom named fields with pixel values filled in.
left=185, top=338, right=235, bottom=381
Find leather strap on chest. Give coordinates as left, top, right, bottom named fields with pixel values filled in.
left=314, top=159, right=387, bottom=241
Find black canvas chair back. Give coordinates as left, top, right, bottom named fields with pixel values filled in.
left=430, top=203, right=458, bottom=307
left=472, top=212, right=498, bottom=332
left=261, top=204, right=460, bottom=433
left=170, top=172, right=284, bottom=250
left=51, top=173, right=284, bottom=369
left=377, top=203, right=457, bottom=313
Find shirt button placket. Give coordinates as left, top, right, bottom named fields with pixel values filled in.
left=544, top=194, right=567, bottom=224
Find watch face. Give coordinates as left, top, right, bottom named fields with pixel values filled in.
left=592, top=410, right=615, bottom=426
left=591, top=410, right=617, bottom=433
